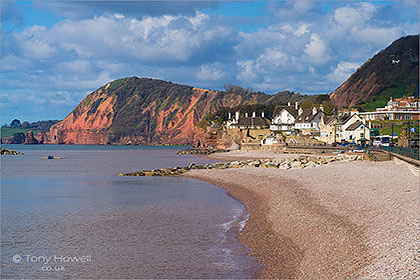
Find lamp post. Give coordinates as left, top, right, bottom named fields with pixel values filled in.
left=391, top=123, right=394, bottom=145
left=334, top=123, right=337, bottom=145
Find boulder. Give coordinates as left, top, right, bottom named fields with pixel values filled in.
left=1, top=148, right=24, bottom=155
left=24, top=131, right=38, bottom=144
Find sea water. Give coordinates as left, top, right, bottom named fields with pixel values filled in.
left=1, top=145, right=260, bottom=278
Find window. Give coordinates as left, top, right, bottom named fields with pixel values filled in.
left=360, top=133, right=364, bottom=138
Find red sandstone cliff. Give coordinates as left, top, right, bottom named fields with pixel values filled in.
left=47, top=77, right=268, bottom=145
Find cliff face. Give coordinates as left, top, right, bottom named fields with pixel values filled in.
left=330, top=35, right=419, bottom=108
left=49, top=87, right=115, bottom=144
left=47, top=77, right=269, bottom=145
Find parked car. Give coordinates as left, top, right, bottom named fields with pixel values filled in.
left=373, top=135, right=390, bottom=147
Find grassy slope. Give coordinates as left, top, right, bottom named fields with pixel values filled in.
left=1, top=127, right=41, bottom=138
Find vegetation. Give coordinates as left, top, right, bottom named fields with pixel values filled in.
left=379, top=125, right=403, bottom=137
left=360, top=83, right=416, bottom=111
left=370, top=120, right=419, bottom=137
left=1, top=119, right=59, bottom=138
left=331, top=35, right=419, bottom=108
left=1, top=127, right=40, bottom=138
left=109, top=77, right=195, bottom=141
left=110, top=78, right=129, bottom=89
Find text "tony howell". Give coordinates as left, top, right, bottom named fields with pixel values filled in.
left=13, top=254, right=92, bottom=264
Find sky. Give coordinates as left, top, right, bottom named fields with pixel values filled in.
left=1, top=0, right=419, bottom=124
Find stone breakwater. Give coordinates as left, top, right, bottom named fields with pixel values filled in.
left=177, top=147, right=228, bottom=155
left=1, top=148, right=24, bottom=155
left=119, top=154, right=364, bottom=176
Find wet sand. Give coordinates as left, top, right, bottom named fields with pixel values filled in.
left=184, top=152, right=419, bottom=279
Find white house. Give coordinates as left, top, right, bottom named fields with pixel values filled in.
left=226, top=111, right=240, bottom=129
left=358, top=96, right=420, bottom=121
left=270, top=102, right=300, bottom=132
left=226, top=111, right=270, bottom=129
left=320, top=111, right=368, bottom=144
left=294, top=107, right=325, bottom=135
left=344, top=121, right=370, bottom=143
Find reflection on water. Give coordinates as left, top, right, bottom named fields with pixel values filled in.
left=1, top=145, right=260, bottom=278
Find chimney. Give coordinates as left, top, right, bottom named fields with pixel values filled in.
left=350, top=109, right=358, bottom=116
left=298, top=108, right=303, bottom=116
left=245, top=112, right=248, bottom=118
left=312, top=107, right=317, bottom=115
left=235, top=111, right=239, bottom=121
left=261, top=112, right=265, bottom=118
left=288, top=102, right=291, bottom=107
left=228, top=112, right=232, bottom=120
left=252, top=112, right=256, bottom=118
left=320, top=105, right=324, bottom=112
left=295, top=102, right=299, bottom=110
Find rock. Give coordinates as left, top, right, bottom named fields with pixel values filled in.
left=24, top=130, right=38, bottom=144
left=188, top=163, right=197, bottom=169
left=119, top=152, right=367, bottom=176
left=291, top=161, right=302, bottom=168
left=177, top=147, right=228, bottom=155
left=35, top=131, right=48, bottom=144
left=1, top=148, right=24, bottom=155
left=305, top=162, right=318, bottom=168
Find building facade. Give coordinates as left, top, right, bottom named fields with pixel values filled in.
left=294, top=107, right=325, bottom=135
left=359, top=96, right=420, bottom=121
left=319, top=112, right=369, bottom=144
left=270, top=103, right=300, bottom=132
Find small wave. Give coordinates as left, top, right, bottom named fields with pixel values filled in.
left=239, top=213, right=249, bottom=232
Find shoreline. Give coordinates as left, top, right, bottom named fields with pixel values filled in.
left=185, top=172, right=305, bottom=279
left=183, top=152, right=419, bottom=279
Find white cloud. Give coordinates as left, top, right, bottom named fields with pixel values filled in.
left=1, top=55, right=34, bottom=70
left=334, top=2, right=376, bottom=28
left=293, top=1, right=315, bottom=14
left=59, top=60, right=92, bottom=73
left=255, top=48, right=288, bottom=73
left=196, top=63, right=226, bottom=81
left=327, top=61, right=360, bottom=83
left=15, top=25, right=56, bottom=59
left=2, top=1, right=417, bottom=123
left=13, top=12, right=231, bottom=64
left=236, top=60, right=258, bottom=82
left=356, top=26, right=403, bottom=46
left=304, top=33, right=330, bottom=64
left=113, top=13, right=124, bottom=20
left=281, top=22, right=311, bottom=36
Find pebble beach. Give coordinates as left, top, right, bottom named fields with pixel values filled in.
left=184, top=151, right=419, bottom=279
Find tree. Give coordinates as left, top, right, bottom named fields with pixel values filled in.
left=224, top=84, right=253, bottom=95
left=21, top=121, right=31, bottom=129
left=10, top=119, right=21, bottom=128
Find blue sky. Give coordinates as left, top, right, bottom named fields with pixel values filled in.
left=1, top=1, right=419, bottom=124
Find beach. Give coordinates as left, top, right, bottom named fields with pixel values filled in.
left=184, top=151, right=419, bottom=279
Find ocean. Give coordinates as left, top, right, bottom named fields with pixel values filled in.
left=1, top=145, right=260, bottom=278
